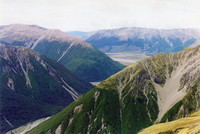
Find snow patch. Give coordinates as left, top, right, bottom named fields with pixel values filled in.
left=55, top=124, right=62, bottom=134
left=62, top=85, right=78, bottom=100
left=68, top=118, right=74, bottom=127
left=143, top=87, right=152, bottom=122
left=3, top=116, right=14, bottom=128
left=61, top=78, right=79, bottom=100
left=90, top=82, right=101, bottom=86
left=18, top=60, right=32, bottom=88
left=57, top=43, right=74, bottom=62
left=39, top=59, right=47, bottom=69
left=93, top=91, right=100, bottom=102
left=12, top=68, right=17, bottom=74
left=74, top=104, right=83, bottom=114
left=7, top=78, right=15, bottom=90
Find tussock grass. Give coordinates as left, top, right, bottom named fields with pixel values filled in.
left=139, top=110, right=200, bottom=134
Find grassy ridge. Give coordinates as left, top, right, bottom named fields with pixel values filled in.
left=26, top=88, right=121, bottom=134
left=139, top=110, right=200, bottom=134
left=35, top=41, right=125, bottom=82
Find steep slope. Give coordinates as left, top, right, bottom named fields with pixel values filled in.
left=27, top=46, right=200, bottom=134
left=86, top=27, right=200, bottom=54
left=0, top=45, right=93, bottom=133
left=0, top=24, right=125, bottom=82
left=139, top=110, right=200, bottom=134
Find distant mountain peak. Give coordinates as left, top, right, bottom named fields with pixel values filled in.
left=86, top=27, right=200, bottom=53
left=40, top=29, right=92, bottom=48
left=0, top=24, right=93, bottom=48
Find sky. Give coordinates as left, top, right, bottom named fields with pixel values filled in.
left=0, top=0, right=200, bottom=31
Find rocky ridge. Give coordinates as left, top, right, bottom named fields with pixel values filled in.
left=0, top=45, right=93, bottom=133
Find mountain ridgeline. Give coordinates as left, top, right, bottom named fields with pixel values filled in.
left=0, top=24, right=125, bottom=82
left=27, top=45, right=200, bottom=134
left=86, top=27, right=200, bottom=54
left=0, top=45, right=93, bottom=133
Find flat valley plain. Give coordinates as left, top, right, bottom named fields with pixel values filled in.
left=106, top=52, right=147, bottom=66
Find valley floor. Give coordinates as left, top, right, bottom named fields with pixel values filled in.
left=106, top=52, right=147, bottom=65
left=90, top=82, right=101, bottom=86
left=6, top=117, right=50, bottom=134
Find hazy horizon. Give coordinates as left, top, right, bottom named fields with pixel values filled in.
left=1, top=0, right=200, bottom=31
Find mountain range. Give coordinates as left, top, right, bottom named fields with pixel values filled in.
left=26, top=45, right=200, bottom=134
left=0, top=24, right=125, bottom=82
left=71, top=27, right=200, bottom=55
left=1, top=24, right=200, bottom=134
left=0, top=45, right=93, bottom=133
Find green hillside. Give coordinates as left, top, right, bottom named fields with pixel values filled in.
left=27, top=46, right=200, bottom=134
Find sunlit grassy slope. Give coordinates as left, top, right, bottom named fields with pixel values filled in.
left=139, top=110, right=200, bottom=134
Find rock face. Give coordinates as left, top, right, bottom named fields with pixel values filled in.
left=0, top=45, right=93, bottom=133
left=86, top=27, right=200, bottom=54
left=0, top=24, right=125, bottom=82
left=27, top=45, right=200, bottom=134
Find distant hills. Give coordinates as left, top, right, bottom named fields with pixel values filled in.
left=67, top=31, right=96, bottom=40
left=0, top=24, right=125, bottom=82
left=69, top=27, right=200, bottom=55
left=26, top=45, right=200, bottom=134
left=0, top=45, right=93, bottom=133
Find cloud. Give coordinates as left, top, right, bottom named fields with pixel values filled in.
left=0, top=0, right=200, bottom=31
